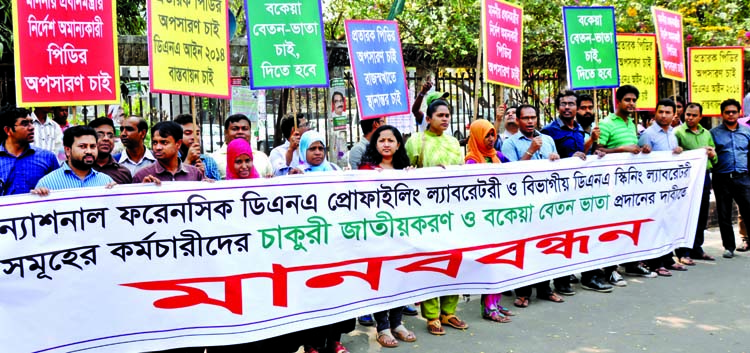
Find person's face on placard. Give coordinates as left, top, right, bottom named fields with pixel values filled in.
left=225, top=120, right=251, bottom=143
left=233, top=153, right=254, bottom=179
left=332, top=93, right=345, bottom=115
left=684, top=106, right=702, bottom=130
left=306, top=141, right=325, bottom=166
left=94, top=125, right=115, bottom=156
left=67, top=135, right=98, bottom=170
left=152, top=131, right=182, bottom=163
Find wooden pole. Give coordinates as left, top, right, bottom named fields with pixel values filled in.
left=291, top=88, right=297, bottom=129
left=593, top=89, right=599, bottom=141
left=472, top=30, right=483, bottom=122
left=672, top=80, right=678, bottom=98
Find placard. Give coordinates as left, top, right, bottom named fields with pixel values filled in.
left=652, top=7, right=685, bottom=82
left=345, top=20, right=409, bottom=119
left=147, top=0, right=231, bottom=98
left=246, top=0, right=329, bottom=89
left=482, top=0, right=523, bottom=89
left=616, top=34, right=658, bottom=111
left=562, top=6, right=620, bottom=90
left=0, top=151, right=706, bottom=353
left=12, top=0, right=120, bottom=106
left=688, top=47, right=745, bottom=116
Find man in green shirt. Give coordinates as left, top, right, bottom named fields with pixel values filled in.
left=674, top=102, right=718, bottom=263
left=596, top=85, right=655, bottom=285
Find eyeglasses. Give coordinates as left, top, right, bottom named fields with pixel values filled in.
left=724, top=110, right=739, bottom=115
left=15, top=119, right=33, bottom=127
left=559, top=102, right=576, bottom=107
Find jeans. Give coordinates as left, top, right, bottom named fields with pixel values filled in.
left=374, top=307, right=404, bottom=332
left=712, top=173, right=750, bottom=251
left=676, top=172, right=712, bottom=258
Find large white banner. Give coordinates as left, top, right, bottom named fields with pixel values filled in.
left=1, top=150, right=706, bottom=353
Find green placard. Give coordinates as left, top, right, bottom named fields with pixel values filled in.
left=245, top=0, right=329, bottom=89
left=562, top=6, right=620, bottom=90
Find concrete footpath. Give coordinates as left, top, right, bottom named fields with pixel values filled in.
left=338, top=227, right=750, bottom=353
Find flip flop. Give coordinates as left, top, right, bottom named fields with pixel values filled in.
left=482, top=309, right=511, bottom=323
left=667, top=263, right=688, bottom=271
left=513, top=296, right=530, bottom=308
left=392, top=325, right=417, bottom=342
left=541, top=293, right=564, bottom=303
left=376, top=330, right=399, bottom=348
left=655, top=267, right=672, bottom=276
left=679, top=257, right=696, bottom=266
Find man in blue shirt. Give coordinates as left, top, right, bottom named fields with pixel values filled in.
left=541, top=90, right=587, bottom=159
left=710, top=99, right=750, bottom=258
left=637, top=99, right=688, bottom=276
left=502, top=104, right=560, bottom=161
left=0, top=106, right=58, bottom=196
left=34, top=126, right=114, bottom=194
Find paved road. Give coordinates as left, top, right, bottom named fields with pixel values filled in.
left=339, top=227, right=750, bottom=353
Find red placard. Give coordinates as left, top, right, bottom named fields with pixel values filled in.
left=12, top=0, right=120, bottom=106
left=482, top=0, right=523, bottom=89
left=652, top=7, right=685, bottom=82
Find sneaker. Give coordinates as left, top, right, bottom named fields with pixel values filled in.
left=608, top=271, right=627, bottom=287
left=624, top=264, right=653, bottom=277
left=358, top=315, right=375, bottom=326
left=581, top=277, right=614, bottom=293
left=569, top=274, right=579, bottom=284
left=402, top=305, right=418, bottom=316
left=723, top=249, right=735, bottom=258
left=556, top=285, right=576, bottom=296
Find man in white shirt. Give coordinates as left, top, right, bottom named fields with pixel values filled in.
left=270, top=114, right=310, bottom=176
left=212, top=114, right=273, bottom=179
left=116, top=116, right=156, bottom=176
left=30, top=106, right=64, bottom=161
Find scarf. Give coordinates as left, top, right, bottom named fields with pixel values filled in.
left=226, top=138, right=260, bottom=179
left=465, top=119, right=500, bottom=164
left=299, top=131, right=335, bottom=172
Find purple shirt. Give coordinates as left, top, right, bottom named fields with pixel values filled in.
left=132, top=160, right=204, bottom=183
left=92, top=155, right=133, bottom=185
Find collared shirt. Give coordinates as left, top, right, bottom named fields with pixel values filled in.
left=638, top=124, right=678, bottom=152
left=269, top=140, right=303, bottom=176
left=348, top=139, right=369, bottom=169
left=30, top=112, right=64, bottom=161
left=710, top=123, right=750, bottom=174
left=541, top=118, right=585, bottom=158
left=501, top=131, right=558, bottom=161
left=177, top=150, right=221, bottom=180
left=92, top=155, right=133, bottom=184
left=0, top=143, right=58, bottom=195
left=132, top=160, right=204, bottom=183
left=118, top=148, right=156, bottom=176
left=212, top=142, right=273, bottom=179
left=598, top=113, right=639, bottom=148
left=674, top=123, right=717, bottom=170
left=36, top=162, right=114, bottom=190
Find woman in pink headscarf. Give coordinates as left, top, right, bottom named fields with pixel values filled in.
left=226, top=138, right=260, bottom=179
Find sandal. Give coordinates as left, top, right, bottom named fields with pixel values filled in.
left=498, top=305, right=515, bottom=316
left=540, top=293, right=564, bottom=303
left=679, top=257, right=695, bottom=266
left=440, top=314, right=469, bottom=329
left=482, top=309, right=511, bottom=323
left=667, top=263, right=688, bottom=271
left=392, top=325, right=417, bottom=342
left=331, top=341, right=349, bottom=353
left=698, top=253, right=716, bottom=261
left=377, top=330, right=399, bottom=348
left=737, top=241, right=750, bottom=252
left=655, top=267, right=672, bottom=276
left=427, top=319, right=445, bottom=335
left=513, top=296, right=530, bottom=308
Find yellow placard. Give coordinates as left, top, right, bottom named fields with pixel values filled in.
left=148, top=0, right=230, bottom=98
left=688, top=47, right=744, bottom=117
left=616, top=34, right=658, bottom=111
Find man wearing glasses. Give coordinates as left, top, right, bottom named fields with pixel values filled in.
left=0, top=107, right=59, bottom=196
left=710, top=99, right=750, bottom=259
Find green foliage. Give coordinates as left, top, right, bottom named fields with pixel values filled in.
left=0, top=0, right=12, bottom=61
left=117, top=0, right=147, bottom=35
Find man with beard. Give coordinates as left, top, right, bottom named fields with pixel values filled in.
left=541, top=91, right=612, bottom=293
left=596, top=85, right=655, bottom=285
left=33, top=126, right=114, bottom=192
left=576, top=94, right=600, bottom=154
left=89, top=118, right=132, bottom=184
left=116, top=116, right=155, bottom=176
left=0, top=107, right=58, bottom=195
left=52, top=106, right=71, bottom=132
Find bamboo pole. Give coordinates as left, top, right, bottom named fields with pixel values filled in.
left=472, top=28, right=483, bottom=122
left=593, top=89, right=599, bottom=142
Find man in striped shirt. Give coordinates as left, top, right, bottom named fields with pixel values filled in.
left=30, top=106, right=64, bottom=161
left=33, top=126, right=114, bottom=194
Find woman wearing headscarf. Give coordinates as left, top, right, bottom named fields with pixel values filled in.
left=296, top=131, right=339, bottom=173
left=404, top=100, right=468, bottom=336
left=464, top=119, right=513, bottom=323
left=226, top=138, right=260, bottom=179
